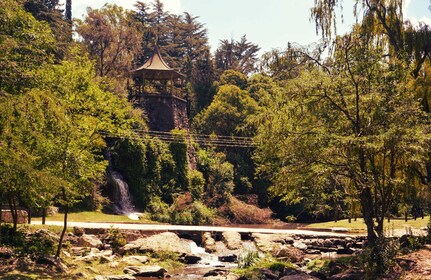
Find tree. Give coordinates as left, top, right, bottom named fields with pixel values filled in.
left=76, top=4, right=141, bottom=87
left=215, top=35, right=260, bottom=75
left=253, top=29, right=429, bottom=245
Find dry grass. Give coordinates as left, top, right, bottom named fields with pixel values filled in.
left=219, top=197, right=274, bottom=224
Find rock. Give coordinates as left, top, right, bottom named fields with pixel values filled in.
left=132, top=232, right=189, bottom=255
left=331, top=228, right=349, bottom=233
left=202, top=232, right=217, bottom=253
left=305, top=249, right=321, bottom=254
left=73, top=226, right=85, bottom=236
left=110, top=261, right=119, bottom=268
left=204, top=269, right=229, bottom=277
left=293, top=241, right=307, bottom=250
left=100, top=255, right=116, bottom=264
left=71, top=247, right=88, bottom=256
left=261, top=268, right=278, bottom=279
left=90, top=248, right=101, bottom=255
left=78, top=234, right=103, bottom=248
left=272, top=245, right=304, bottom=262
left=122, top=256, right=149, bottom=266
left=78, top=253, right=100, bottom=263
left=107, top=275, right=136, bottom=280
left=280, top=274, right=319, bottom=280
left=183, top=254, right=202, bottom=264
left=222, top=231, right=242, bottom=250
left=329, top=269, right=364, bottom=280
left=252, top=233, right=294, bottom=253
left=218, top=254, right=237, bottom=262
left=101, top=250, right=113, bottom=257
left=37, top=256, right=68, bottom=273
left=0, top=247, right=13, bottom=258
left=321, top=252, right=338, bottom=258
left=1, top=209, right=27, bottom=224
left=124, top=266, right=167, bottom=277
left=93, top=276, right=105, bottom=280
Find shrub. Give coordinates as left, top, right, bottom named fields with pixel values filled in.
left=188, top=169, right=205, bottom=200
left=104, top=226, right=126, bottom=253
left=360, top=238, right=400, bottom=278
left=24, top=229, right=57, bottom=257
left=238, top=250, right=260, bottom=268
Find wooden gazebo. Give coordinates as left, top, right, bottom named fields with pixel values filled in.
left=130, top=47, right=189, bottom=132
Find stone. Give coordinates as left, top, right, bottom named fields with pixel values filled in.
left=71, top=247, right=88, bottom=256
left=123, top=265, right=167, bottom=277
left=261, top=268, right=278, bottom=279
left=78, top=234, right=103, bottom=248
left=280, top=274, right=319, bottom=280
left=331, top=228, right=349, bottom=233
left=101, top=250, right=113, bottom=257
left=100, top=255, right=116, bottom=264
left=133, top=232, right=189, bottom=255
left=0, top=247, right=13, bottom=258
left=36, top=256, right=68, bottom=273
left=293, top=241, right=307, bottom=250
left=252, top=233, right=295, bottom=253
left=122, top=256, right=150, bottom=266
left=202, top=232, right=217, bottom=253
left=328, top=269, right=364, bottom=280
left=305, top=249, right=321, bottom=254
left=0, top=209, right=27, bottom=224
left=107, top=275, right=136, bottom=280
left=78, top=253, right=100, bottom=263
left=93, top=276, right=105, bottom=280
left=218, top=254, right=237, bottom=262
left=272, top=245, right=305, bottom=262
left=222, top=231, right=242, bottom=250
left=183, top=254, right=202, bottom=264
left=110, top=261, right=119, bottom=268
left=73, top=226, right=85, bottom=236
left=204, top=269, right=229, bottom=277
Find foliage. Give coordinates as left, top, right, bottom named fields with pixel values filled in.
left=111, top=137, right=178, bottom=207
left=104, top=226, right=126, bottom=253
left=219, top=70, right=248, bottom=90
left=238, top=250, right=260, bottom=268
left=252, top=28, right=430, bottom=242
left=187, top=169, right=205, bottom=200
left=360, top=238, right=400, bottom=277
left=196, top=149, right=234, bottom=207
left=214, top=35, right=260, bottom=75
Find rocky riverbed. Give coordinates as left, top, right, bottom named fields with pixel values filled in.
left=58, top=227, right=366, bottom=279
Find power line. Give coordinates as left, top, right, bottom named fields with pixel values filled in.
left=99, top=130, right=256, bottom=148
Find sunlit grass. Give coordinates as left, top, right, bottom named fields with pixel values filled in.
left=32, top=211, right=157, bottom=224
left=306, top=216, right=430, bottom=232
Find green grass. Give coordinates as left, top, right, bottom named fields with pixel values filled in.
left=306, top=216, right=430, bottom=232
left=32, top=211, right=157, bottom=224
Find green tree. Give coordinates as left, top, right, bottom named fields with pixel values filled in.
left=253, top=30, right=429, bottom=244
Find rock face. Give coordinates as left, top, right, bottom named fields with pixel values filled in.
left=78, top=234, right=103, bottom=248
left=123, top=265, right=167, bottom=277
left=222, top=231, right=242, bottom=250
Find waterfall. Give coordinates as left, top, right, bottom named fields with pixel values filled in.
left=111, top=171, right=139, bottom=220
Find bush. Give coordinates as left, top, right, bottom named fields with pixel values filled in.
left=104, top=226, right=126, bottom=253
left=360, top=238, right=400, bottom=278
left=188, top=169, right=205, bottom=200
left=24, top=229, right=57, bottom=257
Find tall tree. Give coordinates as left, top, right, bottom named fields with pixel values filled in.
left=215, top=35, right=260, bottom=75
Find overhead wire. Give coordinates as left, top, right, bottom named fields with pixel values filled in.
left=99, top=130, right=256, bottom=148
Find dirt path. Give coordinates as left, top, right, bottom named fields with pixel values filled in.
left=400, top=245, right=431, bottom=279
left=32, top=220, right=357, bottom=237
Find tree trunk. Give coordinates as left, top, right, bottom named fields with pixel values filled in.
left=56, top=206, right=68, bottom=259
left=65, top=0, right=72, bottom=21
left=27, top=208, right=31, bottom=224
left=405, top=211, right=408, bottom=222
left=56, top=188, right=68, bottom=259
left=7, top=195, right=18, bottom=232
left=360, top=187, right=377, bottom=245
left=42, top=208, right=46, bottom=225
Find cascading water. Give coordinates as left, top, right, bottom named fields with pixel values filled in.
left=111, top=171, right=140, bottom=220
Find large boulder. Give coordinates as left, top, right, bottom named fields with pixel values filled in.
left=251, top=233, right=294, bottom=253
left=272, top=245, right=305, bottom=263
left=78, top=234, right=103, bottom=248
left=222, top=231, right=242, bottom=250
left=202, top=232, right=217, bottom=253
left=123, top=266, right=167, bottom=277
left=130, top=232, right=190, bottom=255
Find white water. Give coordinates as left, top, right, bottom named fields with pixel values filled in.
left=111, top=171, right=140, bottom=220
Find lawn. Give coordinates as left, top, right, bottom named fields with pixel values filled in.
left=32, top=211, right=157, bottom=224
left=306, top=216, right=430, bottom=233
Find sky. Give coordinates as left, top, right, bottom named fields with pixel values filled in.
left=61, top=0, right=431, bottom=54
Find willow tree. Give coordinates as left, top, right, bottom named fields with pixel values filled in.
left=253, top=28, right=430, bottom=244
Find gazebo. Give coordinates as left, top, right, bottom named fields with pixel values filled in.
left=130, top=47, right=189, bottom=132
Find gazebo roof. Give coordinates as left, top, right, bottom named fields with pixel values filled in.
left=131, top=47, right=184, bottom=80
